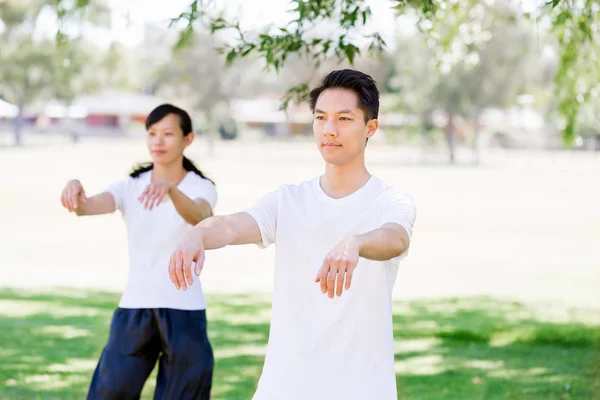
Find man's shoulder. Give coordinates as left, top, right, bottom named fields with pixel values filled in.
left=371, top=177, right=415, bottom=205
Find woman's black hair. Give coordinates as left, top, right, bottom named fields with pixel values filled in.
left=129, top=103, right=214, bottom=185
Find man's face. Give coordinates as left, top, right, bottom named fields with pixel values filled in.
left=313, top=88, right=378, bottom=165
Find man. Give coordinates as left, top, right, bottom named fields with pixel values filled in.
left=169, top=69, right=416, bottom=400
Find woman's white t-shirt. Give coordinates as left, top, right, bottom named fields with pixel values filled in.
left=105, top=170, right=217, bottom=310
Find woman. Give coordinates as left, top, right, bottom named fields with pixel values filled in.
left=60, top=104, right=216, bottom=399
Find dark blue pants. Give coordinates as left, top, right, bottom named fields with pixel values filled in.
left=87, top=308, right=213, bottom=400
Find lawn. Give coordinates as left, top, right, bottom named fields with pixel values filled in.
left=0, top=289, right=598, bottom=400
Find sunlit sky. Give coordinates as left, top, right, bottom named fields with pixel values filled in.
left=31, top=0, right=545, bottom=50
left=93, top=0, right=405, bottom=48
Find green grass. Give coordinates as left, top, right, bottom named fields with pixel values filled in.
left=0, top=290, right=598, bottom=400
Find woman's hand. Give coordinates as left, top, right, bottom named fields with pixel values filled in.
left=138, top=180, right=174, bottom=210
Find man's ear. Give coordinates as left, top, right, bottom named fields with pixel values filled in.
left=366, top=119, right=378, bottom=139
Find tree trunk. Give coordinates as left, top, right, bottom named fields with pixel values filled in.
left=65, top=101, right=79, bottom=144
left=472, top=110, right=481, bottom=165
left=14, top=104, right=23, bottom=146
left=205, top=108, right=215, bottom=157
left=445, top=113, right=456, bottom=165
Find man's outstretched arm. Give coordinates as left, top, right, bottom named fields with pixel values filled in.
left=353, top=222, right=410, bottom=261
left=169, top=212, right=262, bottom=290
left=199, top=212, right=263, bottom=249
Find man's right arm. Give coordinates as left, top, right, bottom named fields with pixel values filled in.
left=170, top=186, right=278, bottom=290
left=196, top=212, right=262, bottom=249
left=169, top=212, right=262, bottom=290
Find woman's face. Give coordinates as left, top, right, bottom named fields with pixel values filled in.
left=146, top=113, right=193, bottom=166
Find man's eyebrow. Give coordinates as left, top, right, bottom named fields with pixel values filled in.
left=314, top=108, right=355, bottom=114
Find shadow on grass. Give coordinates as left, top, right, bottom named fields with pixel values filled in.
left=392, top=297, right=600, bottom=400
left=0, top=289, right=597, bottom=400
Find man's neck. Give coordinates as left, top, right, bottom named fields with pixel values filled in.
left=151, top=161, right=187, bottom=184
left=320, top=158, right=371, bottom=199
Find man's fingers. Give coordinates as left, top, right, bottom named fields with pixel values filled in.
left=183, top=253, right=194, bottom=285
left=194, top=251, right=205, bottom=276
left=345, top=266, right=354, bottom=290
left=319, top=262, right=330, bottom=294
left=79, top=190, right=87, bottom=204
left=336, top=267, right=346, bottom=297
left=175, top=253, right=187, bottom=290
left=168, top=255, right=179, bottom=289
left=184, top=252, right=195, bottom=286
left=326, top=264, right=338, bottom=299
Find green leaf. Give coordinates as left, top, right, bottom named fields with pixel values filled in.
left=174, top=26, right=194, bottom=50
left=343, top=44, right=359, bottom=64
left=241, top=44, right=256, bottom=57
left=225, top=49, right=237, bottom=65
left=75, top=0, right=91, bottom=8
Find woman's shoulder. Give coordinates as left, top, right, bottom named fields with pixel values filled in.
left=186, top=172, right=215, bottom=188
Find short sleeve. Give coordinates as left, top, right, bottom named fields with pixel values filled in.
left=381, top=190, right=416, bottom=241
left=105, top=179, right=128, bottom=212
left=188, top=178, right=218, bottom=209
left=243, top=187, right=279, bottom=249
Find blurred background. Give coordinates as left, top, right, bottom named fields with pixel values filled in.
left=1, top=0, right=599, bottom=399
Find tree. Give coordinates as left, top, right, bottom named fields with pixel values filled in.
left=56, top=0, right=600, bottom=147
left=435, top=3, right=555, bottom=163
left=181, top=0, right=599, bottom=147
left=154, top=34, right=250, bottom=115
left=386, top=2, right=555, bottom=163
left=0, top=0, right=109, bottom=145
left=142, top=26, right=268, bottom=141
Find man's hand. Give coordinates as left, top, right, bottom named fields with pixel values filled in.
left=315, top=236, right=360, bottom=298
left=138, top=180, right=173, bottom=210
left=169, top=230, right=205, bottom=291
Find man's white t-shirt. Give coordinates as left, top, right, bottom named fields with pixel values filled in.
left=245, top=175, right=416, bottom=400
left=105, top=170, right=217, bottom=310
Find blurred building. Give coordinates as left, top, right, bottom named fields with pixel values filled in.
left=231, top=94, right=313, bottom=137
left=0, top=99, right=18, bottom=119
left=23, top=90, right=169, bottom=136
